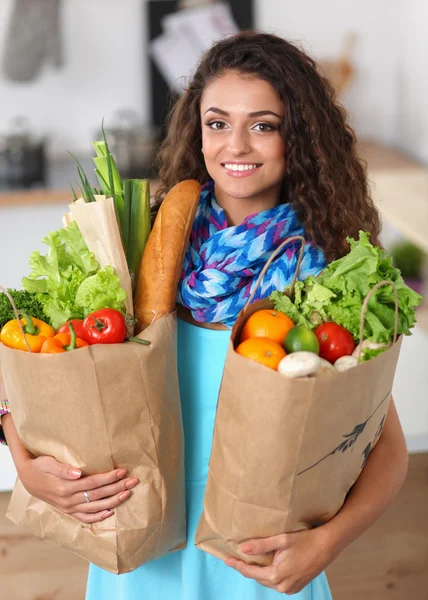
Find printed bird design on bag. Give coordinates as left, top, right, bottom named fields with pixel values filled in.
left=297, top=390, right=391, bottom=476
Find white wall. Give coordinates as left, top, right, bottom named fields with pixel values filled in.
left=0, top=0, right=428, bottom=161
left=256, top=0, right=428, bottom=163
left=393, top=0, right=428, bottom=162
left=256, top=0, right=402, bottom=149
left=0, top=0, right=148, bottom=157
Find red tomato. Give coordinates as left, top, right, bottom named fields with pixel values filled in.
left=314, top=322, right=355, bottom=364
left=57, top=319, right=92, bottom=343
left=83, top=309, right=127, bottom=344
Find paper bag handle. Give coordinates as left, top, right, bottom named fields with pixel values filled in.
left=357, top=280, right=399, bottom=361
left=244, top=235, right=307, bottom=310
left=0, top=285, right=33, bottom=352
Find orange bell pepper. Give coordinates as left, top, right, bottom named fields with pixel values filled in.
left=0, top=312, right=54, bottom=352
left=41, top=323, right=88, bottom=354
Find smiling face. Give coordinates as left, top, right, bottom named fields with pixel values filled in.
left=200, top=71, right=286, bottom=222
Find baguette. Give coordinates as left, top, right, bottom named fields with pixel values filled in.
left=134, top=179, right=201, bottom=332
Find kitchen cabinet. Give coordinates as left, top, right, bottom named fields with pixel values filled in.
left=359, top=140, right=428, bottom=254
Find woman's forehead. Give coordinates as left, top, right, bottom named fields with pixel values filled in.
left=200, top=72, right=283, bottom=114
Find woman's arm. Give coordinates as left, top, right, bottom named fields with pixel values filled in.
left=2, top=412, right=139, bottom=523
left=2, top=413, right=33, bottom=471
left=0, top=378, right=11, bottom=444
left=226, top=398, right=409, bottom=594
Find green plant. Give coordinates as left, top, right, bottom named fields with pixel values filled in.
left=390, top=241, right=425, bottom=279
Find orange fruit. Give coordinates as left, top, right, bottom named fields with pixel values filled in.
left=236, top=337, right=286, bottom=370
left=240, top=309, right=294, bottom=345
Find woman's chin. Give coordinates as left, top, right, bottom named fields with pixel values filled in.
left=216, top=177, right=262, bottom=199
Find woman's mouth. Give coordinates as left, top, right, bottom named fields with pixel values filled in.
left=222, top=163, right=262, bottom=177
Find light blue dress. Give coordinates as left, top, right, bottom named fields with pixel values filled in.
left=86, top=318, right=333, bottom=599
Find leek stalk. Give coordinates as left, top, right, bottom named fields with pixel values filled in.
left=89, top=123, right=152, bottom=285
left=124, top=179, right=151, bottom=288
left=92, top=140, right=124, bottom=224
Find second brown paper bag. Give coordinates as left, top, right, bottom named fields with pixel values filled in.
left=1, top=312, right=186, bottom=574
left=195, top=240, right=402, bottom=566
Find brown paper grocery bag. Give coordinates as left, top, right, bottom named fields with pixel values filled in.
left=1, top=312, right=186, bottom=574
left=195, top=238, right=402, bottom=566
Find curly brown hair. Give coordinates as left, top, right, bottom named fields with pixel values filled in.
left=155, top=31, right=381, bottom=262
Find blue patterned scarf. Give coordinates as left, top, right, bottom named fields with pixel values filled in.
left=177, top=181, right=327, bottom=326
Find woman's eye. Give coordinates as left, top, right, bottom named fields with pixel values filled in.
left=253, top=123, right=276, bottom=133
left=207, top=120, right=227, bottom=130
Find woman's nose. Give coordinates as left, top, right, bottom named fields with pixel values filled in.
left=227, top=128, right=251, bottom=155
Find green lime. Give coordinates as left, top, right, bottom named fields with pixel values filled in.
left=284, top=325, right=320, bottom=354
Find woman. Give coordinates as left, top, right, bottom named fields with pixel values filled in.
left=1, top=31, right=408, bottom=599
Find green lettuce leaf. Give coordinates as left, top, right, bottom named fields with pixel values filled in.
left=270, top=291, right=312, bottom=328
left=55, top=223, right=99, bottom=275
left=361, top=347, right=387, bottom=362
left=21, top=221, right=128, bottom=330
left=75, top=266, right=127, bottom=315
left=271, top=231, right=422, bottom=344
left=41, top=297, right=83, bottom=328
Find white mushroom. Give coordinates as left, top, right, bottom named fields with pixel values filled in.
left=278, top=351, right=321, bottom=378
left=334, top=355, right=359, bottom=371
left=316, top=358, right=337, bottom=376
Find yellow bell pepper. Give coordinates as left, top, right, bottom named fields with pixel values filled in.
left=0, top=312, right=54, bottom=352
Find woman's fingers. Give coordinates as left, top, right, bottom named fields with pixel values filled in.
left=75, top=477, right=138, bottom=505
left=70, top=510, right=114, bottom=524
left=25, top=456, right=139, bottom=517
left=38, top=457, right=129, bottom=491
left=69, top=468, right=128, bottom=493
left=36, top=455, right=82, bottom=480
left=71, top=490, right=132, bottom=514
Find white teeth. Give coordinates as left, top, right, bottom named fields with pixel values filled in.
left=224, top=163, right=259, bottom=171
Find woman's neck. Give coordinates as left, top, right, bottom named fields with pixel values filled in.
left=214, top=184, right=282, bottom=226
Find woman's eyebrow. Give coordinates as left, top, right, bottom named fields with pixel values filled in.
left=248, top=110, right=282, bottom=119
left=204, top=107, right=282, bottom=119
left=204, top=107, right=229, bottom=116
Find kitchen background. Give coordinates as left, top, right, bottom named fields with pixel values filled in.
left=0, top=1, right=427, bottom=598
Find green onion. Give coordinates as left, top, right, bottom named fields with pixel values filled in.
left=81, top=122, right=152, bottom=287
left=126, top=179, right=151, bottom=289
left=68, top=151, right=96, bottom=202
left=93, top=141, right=122, bottom=194
left=70, top=184, right=78, bottom=201
left=91, top=121, right=125, bottom=224
left=122, top=179, right=133, bottom=261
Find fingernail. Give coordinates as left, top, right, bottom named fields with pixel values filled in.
left=102, top=511, right=113, bottom=519
left=116, top=469, right=127, bottom=479
left=241, top=544, right=253, bottom=554
left=69, top=468, right=81, bottom=477
left=125, top=478, right=139, bottom=489
left=118, top=491, right=131, bottom=501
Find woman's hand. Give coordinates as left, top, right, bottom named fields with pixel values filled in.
left=2, top=412, right=139, bottom=524
left=19, top=456, right=139, bottom=524
left=225, top=527, right=333, bottom=595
